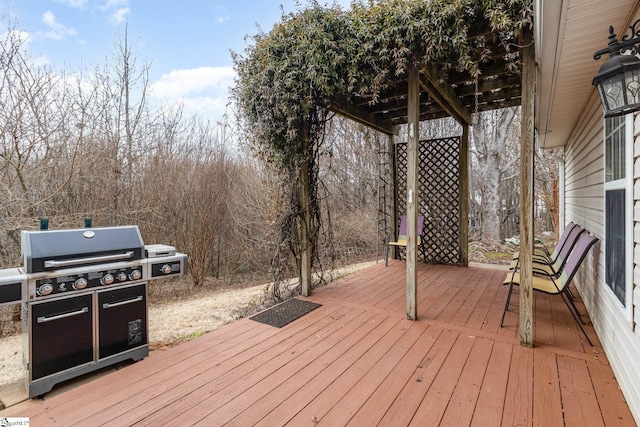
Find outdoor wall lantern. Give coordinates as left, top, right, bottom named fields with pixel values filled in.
left=593, top=20, right=640, bottom=118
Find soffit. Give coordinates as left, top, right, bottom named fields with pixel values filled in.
left=537, top=0, right=638, bottom=148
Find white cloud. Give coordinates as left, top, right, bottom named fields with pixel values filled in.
left=54, top=0, right=88, bottom=9
left=1, top=29, right=30, bottom=46
left=42, top=11, right=78, bottom=41
left=182, top=96, right=230, bottom=117
left=99, top=0, right=130, bottom=24
left=151, top=66, right=235, bottom=98
left=110, top=7, right=130, bottom=24
left=150, top=66, right=236, bottom=120
left=101, top=0, right=129, bottom=9
left=216, top=16, right=230, bottom=24
left=31, top=55, right=51, bottom=67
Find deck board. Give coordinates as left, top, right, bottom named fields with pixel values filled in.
left=532, top=350, right=564, bottom=426
left=4, top=262, right=636, bottom=426
left=438, top=336, right=493, bottom=426
left=470, top=339, right=513, bottom=426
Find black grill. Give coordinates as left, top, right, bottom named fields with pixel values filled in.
left=11, top=224, right=188, bottom=398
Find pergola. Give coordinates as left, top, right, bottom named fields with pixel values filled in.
left=234, top=1, right=536, bottom=348
left=301, top=26, right=536, bottom=347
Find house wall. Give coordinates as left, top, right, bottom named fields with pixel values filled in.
left=564, top=89, right=640, bottom=423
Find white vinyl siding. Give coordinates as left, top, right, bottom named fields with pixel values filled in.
left=564, top=90, right=640, bottom=422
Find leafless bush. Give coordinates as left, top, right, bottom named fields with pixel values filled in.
left=0, top=23, right=382, bottom=302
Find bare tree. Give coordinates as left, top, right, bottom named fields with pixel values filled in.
left=470, top=107, right=519, bottom=243
left=0, top=29, right=79, bottom=230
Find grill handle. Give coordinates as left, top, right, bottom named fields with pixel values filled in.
left=102, top=295, right=143, bottom=309
left=44, top=251, right=135, bottom=268
left=37, top=307, right=89, bottom=323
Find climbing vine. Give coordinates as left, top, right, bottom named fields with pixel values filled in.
left=232, top=0, right=532, bottom=299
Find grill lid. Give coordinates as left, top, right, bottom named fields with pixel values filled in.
left=22, top=226, right=145, bottom=273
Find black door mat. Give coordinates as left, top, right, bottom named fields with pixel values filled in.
left=250, top=298, right=322, bottom=328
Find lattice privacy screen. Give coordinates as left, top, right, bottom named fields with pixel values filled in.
left=396, top=137, right=461, bottom=265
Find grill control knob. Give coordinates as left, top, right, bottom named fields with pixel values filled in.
left=129, top=269, right=142, bottom=281
left=116, top=272, right=128, bottom=282
left=37, top=283, right=54, bottom=296
left=73, top=278, right=88, bottom=290
left=161, top=264, right=173, bottom=275
left=101, top=273, right=115, bottom=285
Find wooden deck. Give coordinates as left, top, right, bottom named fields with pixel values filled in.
left=7, top=262, right=636, bottom=426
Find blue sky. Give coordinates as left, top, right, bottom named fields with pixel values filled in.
left=3, top=0, right=352, bottom=121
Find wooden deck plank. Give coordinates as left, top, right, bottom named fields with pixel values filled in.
left=378, top=263, right=450, bottom=312
left=481, top=270, right=515, bottom=336
left=438, top=337, right=494, bottom=426
left=534, top=289, right=555, bottom=346
left=314, top=320, right=427, bottom=426
left=23, top=318, right=277, bottom=421
left=346, top=324, right=446, bottom=426
left=532, top=350, right=564, bottom=426
left=244, top=315, right=402, bottom=427
left=31, top=303, right=353, bottom=425
left=501, top=344, right=533, bottom=427
left=116, top=305, right=357, bottom=424
left=587, top=359, right=636, bottom=426
left=415, top=266, right=465, bottom=319
left=376, top=329, right=460, bottom=426
left=128, top=307, right=385, bottom=426
left=407, top=333, right=476, bottom=426
left=4, top=263, right=634, bottom=427
left=557, top=355, right=606, bottom=427
left=436, top=267, right=487, bottom=324
left=278, top=317, right=416, bottom=426
left=466, top=269, right=506, bottom=332
left=470, top=340, right=513, bottom=426
left=359, top=268, right=407, bottom=308
left=420, top=266, right=474, bottom=321
left=206, top=314, right=402, bottom=427
left=549, top=291, right=587, bottom=352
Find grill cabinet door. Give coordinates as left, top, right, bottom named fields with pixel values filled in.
left=30, top=294, right=93, bottom=380
left=98, top=283, right=147, bottom=359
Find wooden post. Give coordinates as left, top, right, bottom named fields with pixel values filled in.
left=300, top=122, right=312, bottom=297
left=406, top=67, right=420, bottom=320
left=460, top=125, right=470, bottom=266
left=388, top=131, right=398, bottom=261
left=519, top=30, right=535, bottom=347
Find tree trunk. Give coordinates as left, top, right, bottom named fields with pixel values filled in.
left=471, top=108, right=518, bottom=244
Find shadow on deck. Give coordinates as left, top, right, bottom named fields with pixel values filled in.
left=4, top=262, right=636, bottom=426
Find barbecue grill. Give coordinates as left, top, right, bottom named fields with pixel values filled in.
left=0, top=225, right=187, bottom=397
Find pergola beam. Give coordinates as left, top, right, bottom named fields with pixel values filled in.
left=329, top=99, right=397, bottom=136
left=420, top=65, right=472, bottom=126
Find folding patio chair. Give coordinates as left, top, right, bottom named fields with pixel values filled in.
left=512, top=222, right=580, bottom=264
left=501, top=231, right=599, bottom=346
left=385, top=215, right=424, bottom=266
left=510, top=223, right=585, bottom=278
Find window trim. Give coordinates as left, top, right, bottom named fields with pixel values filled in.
left=603, top=113, right=634, bottom=321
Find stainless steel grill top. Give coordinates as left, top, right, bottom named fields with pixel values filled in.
left=21, top=226, right=145, bottom=274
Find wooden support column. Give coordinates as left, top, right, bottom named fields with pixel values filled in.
left=388, top=130, right=398, bottom=261
left=519, top=30, right=535, bottom=347
left=406, top=66, right=420, bottom=320
left=300, top=122, right=312, bottom=297
left=460, top=124, right=470, bottom=266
